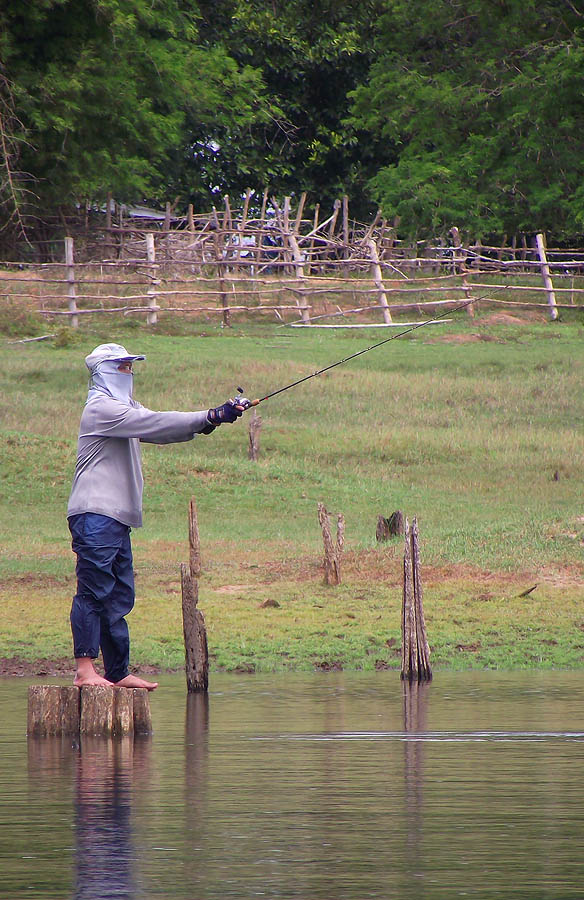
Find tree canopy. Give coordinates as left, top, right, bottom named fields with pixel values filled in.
left=349, top=0, right=584, bottom=239
left=1, top=0, right=583, bottom=244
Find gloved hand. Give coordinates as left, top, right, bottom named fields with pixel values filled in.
left=206, top=399, right=245, bottom=427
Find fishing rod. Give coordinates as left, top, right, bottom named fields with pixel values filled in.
left=235, top=289, right=502, bottom=410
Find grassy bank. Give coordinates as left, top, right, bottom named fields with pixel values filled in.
left=1, top=308, right=583, bottom=672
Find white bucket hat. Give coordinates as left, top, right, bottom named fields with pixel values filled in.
left=85, top=343, right=145, bottom=372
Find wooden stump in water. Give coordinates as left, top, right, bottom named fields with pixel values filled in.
left=27, top=685, right=80, bottom=736
left=181, top=563, right=209, bottom=693
left=132, top=688, right=153, bottom=733
left=27, top=685, right=152, bottom=737
left=401, top=517, right=432, bottom=682
left=181, top=497, right=209, bottom=693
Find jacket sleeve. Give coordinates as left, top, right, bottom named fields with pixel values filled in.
left=82, top=397, right=212, bottom=444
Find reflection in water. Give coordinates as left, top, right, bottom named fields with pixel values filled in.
left=27, top=734, right=151, bottom=900
left=73, top=736, right=151, bottom=899
left=402, top=680, right=430, bottom=889
left=185, top=692, right=209, bottom=819
left=11, top=673, right=584, bottom=900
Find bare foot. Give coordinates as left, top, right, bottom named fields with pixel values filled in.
left=74, top=672, right=113, bottom=687
left=74, top=659, right=113, bottom=687
left=114, top=674, right=158, bottom=691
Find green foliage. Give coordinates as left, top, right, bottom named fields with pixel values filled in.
left=2, top=0, right=584, bottom=244
left=349, top=0, right=584, bottom=239
left=0, top=0, right=269, bottom=212
left=192, top=0, right=388, bottom=216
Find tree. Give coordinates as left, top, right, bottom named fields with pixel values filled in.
left=0, top=0, right=269, bottom=227
left=349, top=0, right=584, bottom=240
left=196, top=0, right=389, bottom=218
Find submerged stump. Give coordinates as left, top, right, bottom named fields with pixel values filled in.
left=27, top=685, right=152, bottom=737
left=401, top=517, right=432, bottom=682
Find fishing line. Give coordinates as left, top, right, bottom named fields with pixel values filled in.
left=245, top=288, right=504, bottom=407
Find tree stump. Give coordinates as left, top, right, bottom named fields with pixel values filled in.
left=188, top=497, right=201, bottom=578
left=27, top=685, right=80, bottom=737
left=132, top=688, right=153, bottom=733
left=181, top=562, right=209, bottom=692
left=317, top=502, right=344, bottom=585
left=248, top=410, right=262, bottom=461
left=401, top=517, right=432, bottom=682
left=376, top=510, right=405, bottom=541
left=27, top=685, right=152, bottom=737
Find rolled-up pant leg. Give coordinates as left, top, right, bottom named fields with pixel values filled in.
left=69, top=513, right=135, bottom=683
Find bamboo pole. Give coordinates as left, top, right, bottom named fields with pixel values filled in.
left=64, top=237, right=79, bottom=328
left=366, top=238, right=392, bottom=324
left=293, top=192, right=307, bottom=234
left=145, top=233, right=158, bottom=326
left=450, top=226, right=474, bottom=317
left=288, top=231, right=310, bottom=324
left=342, top=195, right=349, bottom=250
left=535, top=233, right=559, bottom=321
left=106, top=192, right=112, bottom=231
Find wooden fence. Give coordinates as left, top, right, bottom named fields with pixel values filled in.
left=2, top=195, right=584, bottom=328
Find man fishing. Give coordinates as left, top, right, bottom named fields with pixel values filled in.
left=67, top=342, right=245, bottom=690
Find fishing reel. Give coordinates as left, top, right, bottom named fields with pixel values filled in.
left=233, top=388, right=259, bottom=411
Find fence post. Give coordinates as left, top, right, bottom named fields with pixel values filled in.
left=366, top=238, right=392, bottom=324
left=288, top=231, right=310, bottom=323
left=450, top=226, right=474, bottom=317
left=64, top=237, right=79, bottom=329
left=145, top=233, right=158, bottom=326
left=535, top=233, right=558, bottom=321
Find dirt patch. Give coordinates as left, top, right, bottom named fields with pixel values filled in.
left=215, top=583, right=255, bottom=594
left=0, top=657, right=173, bottom=677
left=314, top=660, right=343, bottom=672
left=482, top=311, right=545, bottom=325
left=427, top=332, right=490, bottom=344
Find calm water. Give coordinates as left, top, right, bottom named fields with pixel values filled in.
left=1, top=671, right=583, bottom=899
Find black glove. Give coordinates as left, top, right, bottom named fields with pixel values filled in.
left=206, top=399, right=244, bottom=427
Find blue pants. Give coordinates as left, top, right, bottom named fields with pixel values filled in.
left=69, top=513, right=135, bottom=683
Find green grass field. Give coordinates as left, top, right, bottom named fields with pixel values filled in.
left=1, top=307, right=583, bottom=673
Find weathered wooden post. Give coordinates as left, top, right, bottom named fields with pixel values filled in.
left=450, top=226, right=474, bottom=317
left=317, top=502, right=345, bottom=585
left=181, top=497, right=208, bottom=692
left=366, top=237, right=392, bottom=324
left=28, top=685, right=80, bottom=736
left=248, top=409, right=262, bottom=461
left=64, top=236, right=79, bottom=329
left=401, top=517, right=432, bottom=682
left=376, top=510, right=405, bottom=541
left=535, top=232, right=558, bottom=321
left=287, top=230, right=310, bottom=323
left=27, top=685, right=152, bottom=737
left=145, top=232, right=159, bottom=326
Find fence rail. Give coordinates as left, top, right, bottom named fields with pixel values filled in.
left=2, top=197, right=583, bottom=327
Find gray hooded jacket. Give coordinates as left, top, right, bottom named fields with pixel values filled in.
left=67, top=346, right=210, bottom=527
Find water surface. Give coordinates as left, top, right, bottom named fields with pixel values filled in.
left=1, top=671, right=583, bottom=898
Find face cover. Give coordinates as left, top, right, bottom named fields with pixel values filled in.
left=88, top=359, right=134, bottom=403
